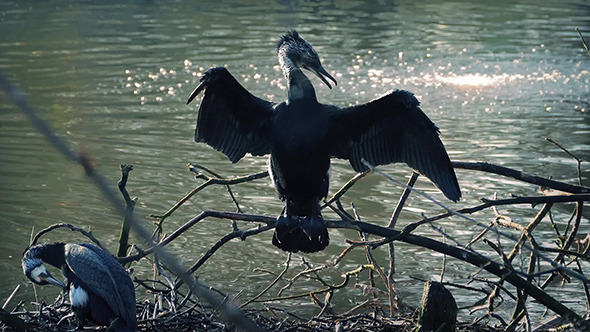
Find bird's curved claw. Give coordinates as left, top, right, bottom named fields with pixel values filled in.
left=300, top=216, right=327, bottom=243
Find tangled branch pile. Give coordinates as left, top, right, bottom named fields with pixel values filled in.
left=2, top=156, right=589, bottom=331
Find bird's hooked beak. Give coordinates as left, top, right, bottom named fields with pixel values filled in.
left=39, top=271, right=65, bottom=289
left=308, top=65, right=337, bottom=89
left=186, top=84, right=201, bottom=105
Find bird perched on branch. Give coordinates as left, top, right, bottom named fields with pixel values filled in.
left=187, top=30, right=460, bottom=253
left=22, top=242, right=137, bottom=331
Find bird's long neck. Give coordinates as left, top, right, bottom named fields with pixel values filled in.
left=279, top=55, right=318, bottom=104
left=37, top=243, right=66, bottom=268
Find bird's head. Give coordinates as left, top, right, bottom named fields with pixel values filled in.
left=22, top=244, right=65, bottom=289
left=277, top=30, right=337, bottom=89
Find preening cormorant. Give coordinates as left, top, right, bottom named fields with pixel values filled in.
left=187, top=31, right=461, bottom=253
left=22, top=243, right=137, bottom=331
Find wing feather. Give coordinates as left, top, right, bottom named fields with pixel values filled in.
left=328, top=90, right=461, bottom=201
left=65, top=244, right=136, bottom=328
left=187, top=67, right=275, bottom=163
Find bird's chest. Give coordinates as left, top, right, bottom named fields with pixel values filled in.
left=270, top=107, right=329, bottom=155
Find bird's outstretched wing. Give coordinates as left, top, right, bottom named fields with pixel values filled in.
left=327, top=90, right=461, bottom=201
left=187, top=67, right=276, bottom=163
left=64, top=244, right=136, bottom=328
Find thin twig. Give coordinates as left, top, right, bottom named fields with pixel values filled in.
left=189, top=163, right=244, bottom=213
left=353, top=204, right=395, bottom=313
left=541, top=202, right=584, bottom=288
left=384, top=172, right=419, bottom=316
left=388, top=172, right=419, bottom=228
left=30, top=223, right=108, bottom=252
left=277, top=265, right=328, bottom=297
left=2, top=285, right=21, bottom=311
left=255, top=271, right=353, bottom=303
left=322, top=170, right=371, bottom=208
left=240, top=253, right=292, bottom=308
left=440, top=230, right=447, bottom=283
left=546, top=137, right=584, bottom=185
left=577, top=28, right=590, bottom=57
left=152, top=169, right=268, bottom=223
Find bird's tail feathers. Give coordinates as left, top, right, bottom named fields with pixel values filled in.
left=272, top=215, right=329, bottom=253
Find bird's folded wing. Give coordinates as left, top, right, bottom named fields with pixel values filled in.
left=80, top=244, right=137, bottom=327
left=187, top=67, right=276, bottom=163
left=65, top=244, right=136, bottom=326
left=327, top=90, right=461, bottom=201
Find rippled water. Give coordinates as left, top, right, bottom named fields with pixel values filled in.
left=1, top=0, right=589, bottom=321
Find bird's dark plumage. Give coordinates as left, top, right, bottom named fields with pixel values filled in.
left=327, top=90, right=461, bottom=201
left=187, top=31, right=460, bottom=253
left=187, top=67, right=275, bottom=163
left=22, top=243, right=136, bottom=331
left=276, top=30, right=302, bottom=50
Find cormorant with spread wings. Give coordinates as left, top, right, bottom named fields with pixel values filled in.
left=187, top=31, right=460, bottom=253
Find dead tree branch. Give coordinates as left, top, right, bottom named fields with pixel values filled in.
left=30, top=223, right=108, bottom=253
left=452, top=161, right=589, bottom=194
left=332, top=218, right=590, bottom=329
left=117, top=164, right=136, bottom=258
left=151, top=167, right=268, bottom=223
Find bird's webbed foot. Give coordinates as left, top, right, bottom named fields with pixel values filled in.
left=272, top=214, right=329, bottom=253
left=300, top=216, right=325, bottom=242
left=273, top=215, right=303, bottom=253
left=275, top=214, right=301, bottom=231
left=300, top=215, right=329, bottom=250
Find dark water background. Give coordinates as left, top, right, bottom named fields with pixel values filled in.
left=1, top=0, right=589, bottom=322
